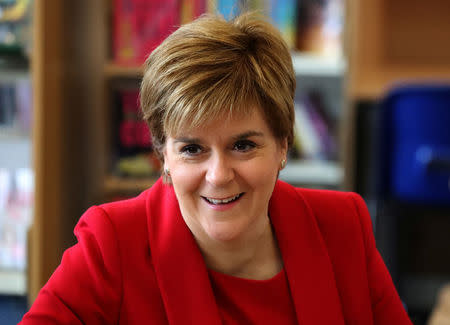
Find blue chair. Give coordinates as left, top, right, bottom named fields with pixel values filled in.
left=380, top=84, right=450, bottom=205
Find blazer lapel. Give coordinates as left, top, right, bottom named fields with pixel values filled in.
left=146, top=179, right=222, bottom=325
left=270, top=181, right=345, bottom=325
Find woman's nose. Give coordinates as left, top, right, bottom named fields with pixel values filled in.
left=205, top=154, right=234, bottom=186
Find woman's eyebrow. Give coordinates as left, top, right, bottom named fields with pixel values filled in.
left=232, top=131, right=264, bottom=140
left=173, top=137, right=202, bottom=144
left=173, top=131, right=264, bottom=144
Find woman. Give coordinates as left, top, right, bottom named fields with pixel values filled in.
left=21, top=12, right=412, bottom=324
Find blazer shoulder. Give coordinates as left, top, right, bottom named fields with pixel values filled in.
left=96, top=189, right=150, bottom=229
left=295, top=187, right=371, bottom=243
left=296, top=187, right=361, bottom=215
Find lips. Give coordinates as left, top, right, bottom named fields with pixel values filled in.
left=202, top=193, right=244, bottom=205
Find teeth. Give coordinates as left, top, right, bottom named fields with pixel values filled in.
left=205, top=193, right=242, bottom=205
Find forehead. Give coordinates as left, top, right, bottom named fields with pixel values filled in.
left=168, top=107, right=271, bottom=138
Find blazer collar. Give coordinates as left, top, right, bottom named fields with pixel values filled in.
left=147, top=179, right=344, bottom=325
left=270, top=180, right=345, bottom=325
left=146, top=179, right=222, bottom=325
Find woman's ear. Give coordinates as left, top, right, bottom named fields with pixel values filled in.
left=162, top=146, right=172, bottom=184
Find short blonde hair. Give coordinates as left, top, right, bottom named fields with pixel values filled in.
left=140, top=12, right=296, bottom=161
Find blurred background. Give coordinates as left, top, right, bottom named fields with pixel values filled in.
left=0, top=0, right=449, bottom=324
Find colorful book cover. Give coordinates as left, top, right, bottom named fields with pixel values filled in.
left=294, top=101, right=322, bottom=160
left=113, top=0, right=180, bottom=65
left=216, top=0, right=242, bottom=19
left=269, top=0, right=297, bottom=49
left=302, top=93, right=337, bottom=160
left=119, top=90, right=151, bottom=149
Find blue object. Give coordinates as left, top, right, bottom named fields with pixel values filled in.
left=381, top=84, right=450, bottom=205
left=217, top=0, right=241, bottom=19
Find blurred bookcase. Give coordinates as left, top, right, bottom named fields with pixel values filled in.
left=0, top=0, right=33, bottom=296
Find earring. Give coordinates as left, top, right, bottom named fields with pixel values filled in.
left=280, top=158, right=286, bottom=170
left=164, top=168, right=171, bottom=177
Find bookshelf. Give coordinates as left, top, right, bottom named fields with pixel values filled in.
left=0, top=3, right=33, bottom=295
left=291, top=53, right=346, bottom=77
left=104, top=175, right=158, bottom=195
left=103, top=54, right=346, bottom=193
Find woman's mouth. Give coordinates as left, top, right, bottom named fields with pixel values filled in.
left=202, top=193, right=244, bottom=205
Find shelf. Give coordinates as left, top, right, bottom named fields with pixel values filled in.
left=104, top=175, right=158, bottom=194
left=349, top=65, right=450, bottom=99
left=0, top=68, right=29, bottom=82
left=0, top=135, right=31, bottom=169
left=291, top=53, right=346, bottom=77
left=104, top=53, right=346, bottom=79
left=279, top=160, right=343, bottom=187
left=104, top=63, right=143, bottom=78
left=0, top=269, right=26, bottom=295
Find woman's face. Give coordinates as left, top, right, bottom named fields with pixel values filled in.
left=163, top=107, right=287, bottom=244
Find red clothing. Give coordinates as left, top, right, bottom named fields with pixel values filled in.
left=209, top=268, right=297, bottom=324
left=20, top=179, right=412, bottom=324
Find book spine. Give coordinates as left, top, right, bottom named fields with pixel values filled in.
left=181, top=0, right=207, bottom=24
left=112, top=0, right=180, bottom=65
left=294, top=101, right=322, bottom=160
left=269, top=0, right=297, bottom=49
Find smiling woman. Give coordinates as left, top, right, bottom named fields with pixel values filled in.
left=20, top=12, right=412, bottom=325
left=164, top=108, right=287, bottom=277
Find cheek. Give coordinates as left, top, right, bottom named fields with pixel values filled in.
left=240, top=158, right=280, bottom=188
left=170, top=163, right=203, bottom=195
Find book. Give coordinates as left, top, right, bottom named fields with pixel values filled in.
left=113, top=0, right=180, bottom=65
left=180, top=0, right=207, bottom=24
left=293, top=101, right=322, bottom=160
left=268, top=0, right=297, bottom=49
left=216, top=0, right=242, bottom=19
left=303, top=91, right=337, bottom=160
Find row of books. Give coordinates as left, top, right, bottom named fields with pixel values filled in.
left=114, top=90, right=161, bottom=178
left=111, top=88, right=337, bottom=180
left=0, top=79, right=32, bottom=136
left=0, top=168, right=33, bottom=271
left=0, top=0, right=33, bottom=60
left=113, top=0, right=343, bottom=65
left=292, top=91, right=337, bottom=161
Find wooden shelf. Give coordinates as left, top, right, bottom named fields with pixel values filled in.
left=0, top=68, right=29, bottom=82
left=0, top=269, right=26, bottom=295
left=280, top=160, right=343, bottom=187
left=292, top=52, right=346, bottom=77
left=104, top=175, right=159, bottom=194
left=104, top=53, right=346, bottom=79
left=349, top=65, right=450, bottom=99
left=104, top=63, right=143, bottom=78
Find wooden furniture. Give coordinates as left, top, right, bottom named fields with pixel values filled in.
left=345, top=0, right=450, bottom=322
left=344, top=0, right=450, bottom=189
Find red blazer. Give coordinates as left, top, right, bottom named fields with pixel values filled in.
left=21, top=179, right=412, bottom=324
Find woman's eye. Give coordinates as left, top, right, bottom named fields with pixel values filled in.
left=233, top=140, right=256, bottom=152
left=180, top=144, right=203, bottom=156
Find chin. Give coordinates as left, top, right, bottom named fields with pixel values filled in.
left=205, top=222, right=245, bottom=243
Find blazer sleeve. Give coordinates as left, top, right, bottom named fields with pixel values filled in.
left=350, top=193, right=412, bottom=325
left=20, top=206, right=122, bottom=325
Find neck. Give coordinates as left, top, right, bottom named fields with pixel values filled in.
left=195, top=216, right=282, bottom=280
